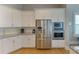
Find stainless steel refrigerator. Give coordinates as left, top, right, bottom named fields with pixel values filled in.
left=36, top=20, right=52, bottom=49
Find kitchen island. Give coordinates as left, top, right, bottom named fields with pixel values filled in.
left=70, top=44, right=79, bottom=54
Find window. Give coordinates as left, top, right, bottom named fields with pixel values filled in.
left=75, top=15, right=79, bottom=35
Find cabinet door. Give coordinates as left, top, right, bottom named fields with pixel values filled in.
left=27, top=35, right=35, bottom=47
left=21, top=35, right=35, bottom=48
left=2, top=38, right=14, bottom=54
left=52, top=40, right=58, bottom=48
left=35, top=9, right=51, bottom=19
left=13, top=36, right=22, bottom=50
left=22, top=35, right=35, bottom=48
left=57, top=40, right=65, bottom=48
left=22, top=35, right=29, bottom=47
left=0, top=40, right=3, bottom=54
left=2, top=36, right=23, bottom=54
left=0, top=5, right=12, bottom=27
left=17, top=35, right=23, bottom=48
left=22, top=10, right=35, bottom=27
left=12, top=9, right=22, bottom=27
left=52, top=40, right=64, bottom=48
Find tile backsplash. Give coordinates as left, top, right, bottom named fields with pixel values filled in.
left=0, top=28, right=4, bottom=35
left=4, top=28, right=21, bottom=35
left=22, top=27, right=35, bottom=34
left=0, top=27, right=21, bottom=35
left=0, top=27, right=35, bottom=36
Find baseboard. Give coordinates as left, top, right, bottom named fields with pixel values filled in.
left=51, top=47, right=65, bottom=49
left=22, top=47, right=35, bottom=49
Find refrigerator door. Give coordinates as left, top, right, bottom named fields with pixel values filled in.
left=42, top=20, right=52, bottom=49
left=36, top=20, right=43, bottom=48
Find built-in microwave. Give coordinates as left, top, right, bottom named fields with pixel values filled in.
left=54, top=22, right=63, bottom=31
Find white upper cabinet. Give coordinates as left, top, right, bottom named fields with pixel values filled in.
left=0, top=5, right=13, bottom=27
left=35, top=8, right=65, bottom=20
left=0, top=6, right=65, bottom=27
left=0, top=5, right=22, bottom=27
left=22, top=10, right=35, bottom=27
left=12, top=9, right=22, bottom=27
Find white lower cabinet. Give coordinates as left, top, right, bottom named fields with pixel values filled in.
left=52, top=40, right=65, bottom=48
left=12, top=36, right=22, bottom=50
left=0, top=35, right=35, bottom=54
left=0, top=35, right=65, bottom=54
left=2, top=38, right=14, bottom=54
left=0, top=40, right=3, bottom=53
left=0, top=36, right=22, bottom=54
left=22, top=35, right=35, bottom=48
